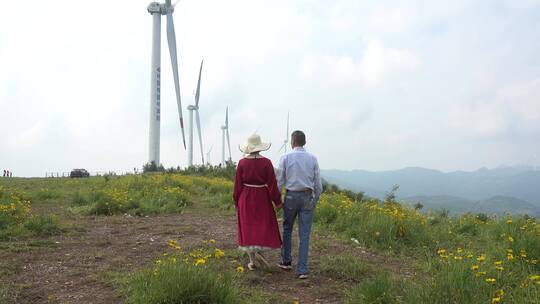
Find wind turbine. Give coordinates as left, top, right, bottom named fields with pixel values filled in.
left=187, top=60, right=204, bottom=167
left=147, top=0, right=186, bottom=166
left=206, top=145, right=213, bottom=166
left=221, top=107, right=232, bottom=166
left=278, top=112, right=290, bottom=154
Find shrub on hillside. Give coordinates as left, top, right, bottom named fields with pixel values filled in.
left=315, top=192, right=433, bottom=251
left=69, top=174, right=234, bottom=216
left=0, top=187, right=30, bottom=230
left=0, top=186, right=62, bottom=239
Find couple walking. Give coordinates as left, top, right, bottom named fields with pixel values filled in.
left=233, top=130, right=322, bottom=279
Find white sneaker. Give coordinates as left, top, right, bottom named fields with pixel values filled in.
left=277, top=262, right=292, bottom=270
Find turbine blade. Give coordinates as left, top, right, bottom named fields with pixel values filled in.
left=195, top=60, right=203, bottom=107
left=286, top=111, right=290, bottom=137
left=225, top=106, right=229, bottom=127
left=279, top=142, right=286, bottom=152
left=226, top=128, right=232, bottom=160
left=167, top=12, right=186, bottom=149
left=195, top=110, right=204, bottom=164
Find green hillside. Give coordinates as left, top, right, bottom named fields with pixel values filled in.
left=403, top=195, right=540, bottom=217
left=1, top=173, right=539, bottom=303
left=323, top=167, right=540, bottom=215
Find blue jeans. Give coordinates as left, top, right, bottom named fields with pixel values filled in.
left=281, top=191, right=315, bottom=275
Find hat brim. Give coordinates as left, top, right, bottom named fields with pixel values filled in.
left=239, top=142, right=271, bottom=154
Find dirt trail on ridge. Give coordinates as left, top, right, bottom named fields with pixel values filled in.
left=1, top=209, right=414, bottom=304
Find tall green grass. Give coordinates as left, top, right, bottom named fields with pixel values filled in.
left=127, top=261, right=240, bottom=304
left=316, top=191, right=540, bottom=303
left=319, top=254, right=375, bottom=282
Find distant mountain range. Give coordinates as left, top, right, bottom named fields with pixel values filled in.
left=321, top=166, right=540, bottom=216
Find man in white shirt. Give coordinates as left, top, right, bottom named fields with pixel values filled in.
left=277, top=130, right=322, bottom=279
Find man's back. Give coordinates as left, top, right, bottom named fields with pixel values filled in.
left=277, top=130, right=322, bottom=277
left=278, top=147, right=322, bottom=202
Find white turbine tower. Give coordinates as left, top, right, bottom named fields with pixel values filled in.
left=187, top=60, right=204, bottom=167
left=278, top=112, right=290, bottom=154
left=206, top=145, right=213, bottom=166
left=221, top=107, right=232, bottom=166
left=147, top=0, right=186, bottom=166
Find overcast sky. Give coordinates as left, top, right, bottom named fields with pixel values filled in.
left=1, top=0, right=540, bottom=177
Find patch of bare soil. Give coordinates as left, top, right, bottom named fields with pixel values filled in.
left=1, top=208, right=414, bottom=304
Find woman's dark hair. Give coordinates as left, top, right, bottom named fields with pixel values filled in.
left=291, top=130, right=306, bottom=146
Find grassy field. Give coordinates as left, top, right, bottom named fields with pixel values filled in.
left=1, top=172, right=539, bottom=303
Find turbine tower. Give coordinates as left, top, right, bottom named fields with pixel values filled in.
left=278, top=112, right=290, bottom=154
left=187, top=60, right=204, bottom=167
left=147, top=0, right=186, bottom=166
left=206, top=145, right=213, bottom=166
left=221, top=107, right=232, bottom=166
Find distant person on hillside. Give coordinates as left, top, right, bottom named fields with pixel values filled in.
left=277, top=130, right=322, bottom=279
left=2, top=170, right=5, bottom=177
left=233, top=134, right=282, bottom=271
left=9, top=171, right=12, bottom=178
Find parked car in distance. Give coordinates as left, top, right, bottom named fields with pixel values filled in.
left=70, top=169, right=90, bottom=178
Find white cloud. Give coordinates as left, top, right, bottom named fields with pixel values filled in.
left=449, top=78, right=540, bottom=138
left=0, top=0, right=539, bottom=175
left=299, top=40, right=420, bottom=87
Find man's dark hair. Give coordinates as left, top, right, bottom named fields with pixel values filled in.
left=291, top=130, right=306, bottom=146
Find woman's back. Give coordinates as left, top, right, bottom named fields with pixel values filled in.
left=237, top=157, right=273, bottom=184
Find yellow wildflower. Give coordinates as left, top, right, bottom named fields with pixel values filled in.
left=214, top=249, right=225, bottom=259
left=492, top=297, right=501, bottom=303
left=236, top=266, right=245, bottom=273
left=494, top=261, right=503, bottom=266
left=496, top=266, right=504, bottom=271
left=471, top=265, right=479, bottom=271
left=485, top=278, right=496, bottom=283
left=508, top=236, right=514, bottom=242
left=477, top=255, right=486, bottom=262
left=195, top=258, right=206, bottom=266
left=167, top=239, right=181, bottom=250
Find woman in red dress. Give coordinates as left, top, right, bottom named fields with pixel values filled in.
left=233, top=134, right=282, bottom=270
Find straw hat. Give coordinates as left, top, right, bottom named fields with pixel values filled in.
left=239, top=134, right=271, bottom=154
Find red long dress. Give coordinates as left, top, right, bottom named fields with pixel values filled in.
left=233, top=157, right=282, bottom=249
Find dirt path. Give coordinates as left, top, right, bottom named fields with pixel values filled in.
left=1, top=208, right=414, bottom=304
